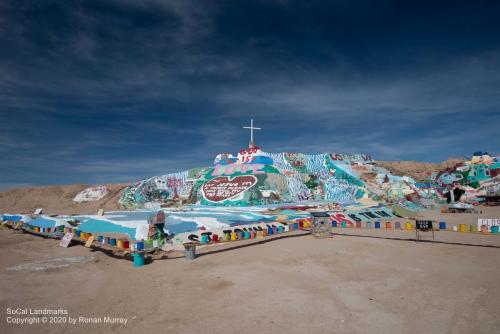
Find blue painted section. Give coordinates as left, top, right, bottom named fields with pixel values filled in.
left=5, top=206, right=313, bottom=239
left=164, top=220, right=198, bottom=234
left=78, top=219, right=137, bottom=240
left=2, top=214, right=23, bottom=222
left=30, top=217, right=57, bottom=228
left=74, top=211, right=209, bottom=237
left=98, top=211, right=149, bottom=221
left=218, top=158, right=238, bottom=165
left=281, top=209, right=299, bottom=215
left=473, top=151, right=489, bottom=156
left=250, top=156, right=274, bottom=165
left=134, top=253, right=145, bottom=267
left=94, top=210, right=280, bottom=226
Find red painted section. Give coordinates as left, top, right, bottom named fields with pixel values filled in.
left=202, top=175, right=257, bottom=202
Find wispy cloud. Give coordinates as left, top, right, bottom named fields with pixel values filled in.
left=0, top=1, right=498, bottom=190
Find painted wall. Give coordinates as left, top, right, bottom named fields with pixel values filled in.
left=119, top=150, right=379, bottom=208
left=330, top=207, right=396, bottom=224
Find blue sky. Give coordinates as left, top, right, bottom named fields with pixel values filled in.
left=1, top=0, right=499, bottom=190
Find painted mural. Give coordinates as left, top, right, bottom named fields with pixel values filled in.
left=119, top=147, right=380, bottom=208
left=427, top=152, right=500, bottom=204
left=329, top=153, right=374, bottom=164
left=202, top=175, right=258, bottom=203
left=119, top=149, right=498, bottom=209
left=329, top=207, right=397, bottom=225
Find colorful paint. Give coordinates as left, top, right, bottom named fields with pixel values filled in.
left=118, top=148, right=379, bottom=208
left=202, top=175, right=258, bottom=202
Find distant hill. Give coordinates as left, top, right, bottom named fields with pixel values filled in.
left=377, top=159, right=463, bottom=182
left=0, top=184, right=127, bottom=215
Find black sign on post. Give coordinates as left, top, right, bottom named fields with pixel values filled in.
left=415, top=220, right=434, bottom=240
left=416, top=220, right=433, bottom=230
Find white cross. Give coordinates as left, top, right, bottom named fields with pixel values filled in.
left=243, top=119, right=261, bottom=146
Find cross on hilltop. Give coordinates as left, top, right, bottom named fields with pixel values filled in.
left=243, top=119, right=261, bottom=148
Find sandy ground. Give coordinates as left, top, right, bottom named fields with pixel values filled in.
left=1, top=209, right=500, bottom=334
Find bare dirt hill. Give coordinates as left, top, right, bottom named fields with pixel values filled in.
left=0, top=183, right=127, bottom=215
left=377, top=158, right=462, bottom=182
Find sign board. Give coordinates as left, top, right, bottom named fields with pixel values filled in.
left=97, top=209, right=105, bottom=216
left=416, top=220, right=433, bottom=230
left=59, top=233, right=74, bottom=248
left=477, top=218, right=500, bottom=232
left=34, top=208, right=43, bottom=215
left=332, top=207, right=396, bottom=224
left=237, top=146, right=261, bottom=163
left=202, top=175, right=257, bottom=202
left=330, top=153, right=374, bottom=163
left=415, top=220, right=434, bottom=240
left=84, top=235, right=95, bottom=248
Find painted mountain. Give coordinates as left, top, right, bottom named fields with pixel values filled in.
left=118, top=147, right=392, bottom=209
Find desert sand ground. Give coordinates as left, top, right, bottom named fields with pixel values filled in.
left=1, top=208, right=500, bottom=334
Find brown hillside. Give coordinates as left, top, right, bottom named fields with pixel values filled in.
left=0, top=184, right=128, bottom=215
left=377, top=158, right=463, bottom=182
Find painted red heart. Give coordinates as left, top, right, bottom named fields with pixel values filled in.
left=202, top=175, right=257, bottom=202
